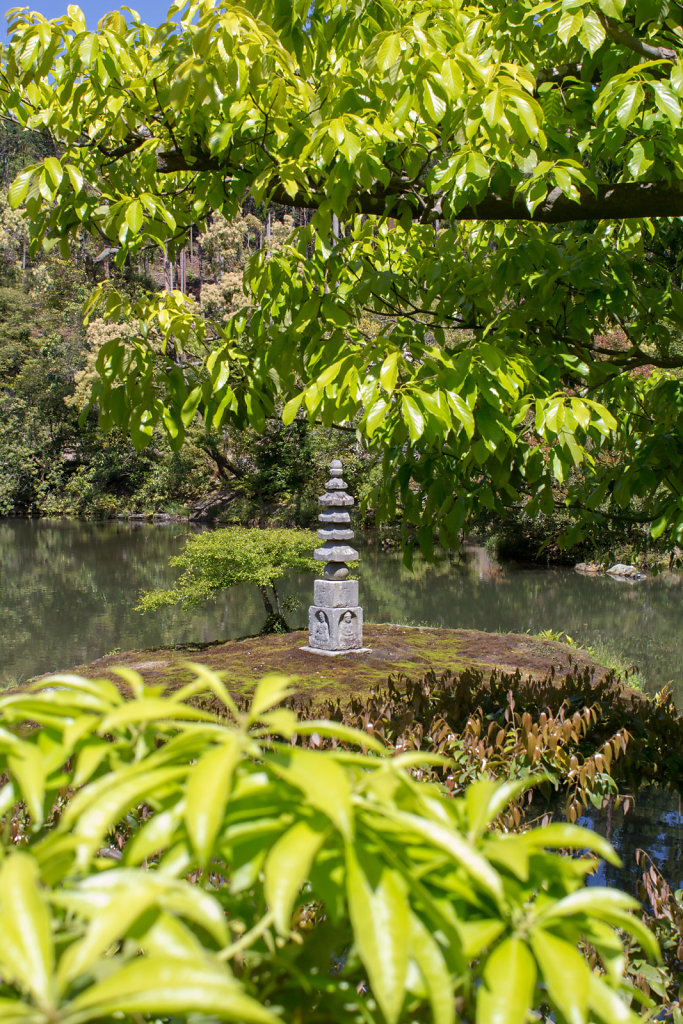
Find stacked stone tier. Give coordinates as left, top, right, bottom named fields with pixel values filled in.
left=314, top=543, right=359, bottom=562
left=319, top=491, right=354, bottom=507
left=310, top=457, right=362, bottom=595
left=318, top=509, right=351, bottom=524
left=317, top=526, right=355, bottom=541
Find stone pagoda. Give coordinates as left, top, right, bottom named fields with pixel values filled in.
left=304, top=459, right=366, bottom=654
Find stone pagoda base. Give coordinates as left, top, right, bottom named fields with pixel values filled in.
left=302, top=580, right=370, bottom=655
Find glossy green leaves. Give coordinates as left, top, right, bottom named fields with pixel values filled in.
left=2, top=0, right=682, bottom=548
left=0, top=669, right=660, bottom=1024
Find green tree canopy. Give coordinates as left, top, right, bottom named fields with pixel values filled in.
left=2, top=0, right=683, bottom=550
left=137, top=526, right=317, bottom=631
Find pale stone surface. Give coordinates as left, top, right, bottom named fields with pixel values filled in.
left=308, top=606, right=363, bottom=651
left=607, top=563, right=647, bottom=581
left=318, top=510, right=351, bottom=524
left=314, top=543, right=359, bottom=562
left=314, top=579, right=359, bottom=607
left=319, top=492, right=354, bottom=506
left=323, top=562, right=349, bottom=580
left=317, top=526, right=355, bottom=541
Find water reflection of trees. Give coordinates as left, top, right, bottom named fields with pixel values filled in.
left=0, top=521, right=268, bottom=684
left=578, top=788, right=683, bottom=896
left=2, top=522, right=681, bottom=698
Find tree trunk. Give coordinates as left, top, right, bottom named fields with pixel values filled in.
left=272, top=584, right=282, bottom=615
left=164, top=243, right=171, bottom=291
left=258, top=585, right=274, bottom=616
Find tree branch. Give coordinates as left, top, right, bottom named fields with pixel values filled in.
left=600, top=14, right=678, bottom=62
left=155, top=151, right=683, bottom=223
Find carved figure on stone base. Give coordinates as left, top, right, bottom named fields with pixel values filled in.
left=312, top=609, right=330, bottom=644
left=339, top=610, right=358, bottom=648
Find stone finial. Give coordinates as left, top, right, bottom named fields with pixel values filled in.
left=304, top=458, right=366, bottom=655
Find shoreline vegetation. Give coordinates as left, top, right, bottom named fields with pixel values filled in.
left=3, top=505, right=679, bottom=573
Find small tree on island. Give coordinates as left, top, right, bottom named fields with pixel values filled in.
left=137, top=527, right=317, bottom=634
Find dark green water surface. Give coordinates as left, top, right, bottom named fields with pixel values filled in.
left=1, top=519, right=681, bottom=703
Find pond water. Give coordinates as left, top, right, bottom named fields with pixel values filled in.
left=579, top=789, right=683, bottom=894
left=1, top=518, right=680, bottom=700
left=0, top=517, right=681, bottom=894
left=2, top=520, right=679, bottom=696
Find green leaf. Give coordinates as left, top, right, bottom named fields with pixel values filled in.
left=402, top=394, right=425, bottom=441
left=377, top=32, right=401, bottom=72
left=98, top=697, right=209, bottom=731
left=0, top=853, right=55, bottom=1007
left=446, top=392, right=475, bottom=439
left=476, top=937, right=537, bottom=1024
left=125, top=200, right=143, bottom=233
left=57, top=880, right=158, bottom=987
left=7, top=740, right=48, bottom=826
left=321, top=295, right=351, bottom=327
left=557, top=11, right=583, bottom=45
left=579, top=11, right=606, bottom=55
left=597, top=0, right=625, bottom=15
left=64, top=955, right=276, bottom=1024
left=275, top=749, right=354, bottom=839
left=516, top=822, right=621, bottom=866
left=63, top=765, right=188, bottom=867
left=346, top=846, right=409, bottom=1024
left=249, top=674, right=297, bottom=720
left=376, top=805, right=504, bottom=903
left=66, top=164, right=84, bottom=194
left=282, top=392, right=304, bottom=425
left=538, top=886, right=638, bottom=922
left=626, top=141, right=650, bottom=177
left=280, top=170, right=299, bottom=199
left=264, top=820, right=326, bottom=935
left=8, top=169, right=32, bottom=208
left=180, top=386, right=202, bottom=427
left=531, top=929, right=590, bottom=1024
left=185, top=737, right=241, bottom=865
left=125, top=804, right=186, bottom=865
left=78, top=32, right=99, bottom=64
left=587, top=972, right=639, bottom=1024
left=615, top=82, right=644, bottom=128
left=410, top=913, right=455, bottom=1024
left=457, top=919, right=506, bottom=959
left=483, top=88, right=503, bottom=126
left=653, top=81, right=681, bottom=125
left=380, top=351, right=399, bottom=393
left=169, top=73, right=192, bottom=111
left=423, top=79, right=447, bottom=122
left=651, top=513, right=668, bottom=540
left=365, top=396, right=389, bottom=436
left=44, top=156, right=63, bottom=189
left=294, top=720, right=385, bottom=752
left=466, top=776, right=537, bottom=837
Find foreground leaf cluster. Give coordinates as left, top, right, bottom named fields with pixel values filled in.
left=0, top=667, right=661, bottom=1024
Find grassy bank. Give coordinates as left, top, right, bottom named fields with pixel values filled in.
left=45, top=623, right=614, bottom=703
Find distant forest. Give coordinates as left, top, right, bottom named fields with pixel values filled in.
left=0, top=123, right=375, bottom=525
